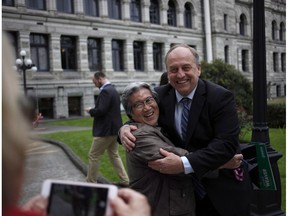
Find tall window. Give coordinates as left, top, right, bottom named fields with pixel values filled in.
left=60, top=36, right=77, bottom=71
left=241, top=50, right=248, bottom=72
left=239, top=14, right=246, bottom=36
left=273, top=52, right=278, bottom=72
left=87, top=38, right=102, bottom=71
left=130, top=0, right=141, bottom=22
left=57, top=0, right=74, bottom=14
left=112, top=40, right=124, bottom=71
left=39, top=98, right=54, bottom=119
left=26, top=0, right=46, bottom=10
left=167, top=0, right=176, bottom=27
left=281, top=53, right=286, bottom=72
left=224, top=46, right=229, bottom=64
left=133, top=41, right=144, bottom=71
left=6, top=31, right=18, bottom=59
left=272, top=20, right=277, bottom=40
left=279, top=22, right=285, bottom=41
left=184, top=3, right=192, bottom=29
left=3, top=0, right=14, bottom=6
left=84, top=0, right=99, bottom=17
left=30, top=34, right=49, bottom=71
left=224, top=14, right=227, bottom=31
left=68, top=96, right=82, bottom=117
left=276, top=85, right=281, bottom=97
left=108, top=0, right=122, bottom=19
left=153, top=43, right=162, bottom=71
left=150, top=0, right=160, bottom=24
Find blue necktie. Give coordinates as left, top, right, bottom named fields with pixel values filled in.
left=181, top=97, right=190, bottom=141
left=181, top=97, right=206, bottom=199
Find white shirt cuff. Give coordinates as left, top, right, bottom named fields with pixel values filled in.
left=181, top=156, right=194, bottom=174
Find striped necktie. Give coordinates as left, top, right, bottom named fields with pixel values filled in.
left=181, top=97, right=190, bottom=141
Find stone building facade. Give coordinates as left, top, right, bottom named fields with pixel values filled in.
left=2, top=0, right=286, bottom=119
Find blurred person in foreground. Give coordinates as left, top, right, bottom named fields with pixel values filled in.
left=2, top=33, right=48, bottom=216
left=2, top=33, right=150, bottom=216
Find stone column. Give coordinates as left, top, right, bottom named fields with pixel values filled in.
left=145, top=41, right=154, bottom=76
left=50, top=34, right=63, bottom=78
left=122, top=0, right=130, bottom=21
left=160, top=4, right=168, bottom=25
left=99, top=0, right=108, bottom=18
left=102, top=37, right=113, bottom=74
left=142, top=0, right=150, bottom=23
left=78, top=35, right=90, bottom=78
left=126, top=39, right=134, bottom=77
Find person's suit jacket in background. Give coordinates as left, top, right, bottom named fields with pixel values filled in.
left=89, top=84, right=122, bottom=137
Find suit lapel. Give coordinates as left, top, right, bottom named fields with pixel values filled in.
left=185, top=80, right=206, bottom=146
left=162, top=87, right=176, bottom=127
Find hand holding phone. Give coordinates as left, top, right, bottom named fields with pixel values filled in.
left=41, top=179, right=118, bottom=216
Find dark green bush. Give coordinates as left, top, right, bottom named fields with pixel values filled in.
left=201, top=59, right=253, bottom=114
left=267, top=103, right=286, bottom=128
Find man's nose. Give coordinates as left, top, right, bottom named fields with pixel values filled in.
left=176, top=69, right=185, bottom=78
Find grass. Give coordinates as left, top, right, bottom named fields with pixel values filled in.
left=38, top=117, right=286, bottom=212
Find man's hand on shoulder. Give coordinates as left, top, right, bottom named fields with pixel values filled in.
left=120, top=125, right=138, bottom=152
left=148, top=148, right=184, bottom=174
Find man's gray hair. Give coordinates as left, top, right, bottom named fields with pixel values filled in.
left=164, top=44, right=200, bottom=68
left=121, top=82, right=158, bottom=119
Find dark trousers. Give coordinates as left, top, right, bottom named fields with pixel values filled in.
left=195, top=195, right=221, bottom=216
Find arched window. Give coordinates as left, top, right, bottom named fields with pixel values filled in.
left=84, top=0, right=99, bottom=17
left=108, top=0, right=122, bottom=20
left=153, top=43, right=163, bottom=71
left=133, top=41, right=144, bottom=71
left=184, top=3, right=192, bottom=29
left=130, top=0, right=142, bottom=22
left=272, top=20, right=277, bottom=40
left=150, top=0, right=160, bottom=24
left=239, top=14, right=246, bottom=36
left=279, top=22, right=285, bottom=41
left=167, top=0, right=176, bottom=26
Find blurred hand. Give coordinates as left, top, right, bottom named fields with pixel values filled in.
left=120, top=125, right=137, bottom=152
left=148, top=148, right=184, bottom=174
left=108, top=188, right=151, bottom=216
left=219, top=154, right=243, bottom=169
left=85, top=107, right=92, bottom=113
left=21, top=195, right=47, bottom=214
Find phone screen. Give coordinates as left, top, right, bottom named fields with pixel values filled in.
left=47, top=183, right=109, bottom=216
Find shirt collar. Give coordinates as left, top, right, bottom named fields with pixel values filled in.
left=100, top=81, right=111, bottom=90
left=175, top=85, right=197, bottom=103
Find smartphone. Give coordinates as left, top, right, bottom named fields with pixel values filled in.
left=41, top=179, right=118, bottom=216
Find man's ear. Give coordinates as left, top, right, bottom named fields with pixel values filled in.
left=197, top=64, right=201, bottom=76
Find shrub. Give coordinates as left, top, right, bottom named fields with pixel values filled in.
left=201, top=59, right=253, bottom=114
left=267, top=103, right=286, bottom=128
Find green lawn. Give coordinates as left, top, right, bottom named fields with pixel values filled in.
left=38, top=117, right=286, bottom=212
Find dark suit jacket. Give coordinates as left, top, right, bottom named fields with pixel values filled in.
left=127, top=123, right=195, bottom=216
left=89, top=83, right=122, bottom=137
left=155, top=79, right=252, bottom=216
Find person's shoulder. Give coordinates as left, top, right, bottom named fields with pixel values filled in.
left=131, top=123, right=158, bottom=135
left=155, top=84, right=174, bottom=97
left=200, top=79, right=234, bottom=101
left=201, top=79, right=231, bottom=94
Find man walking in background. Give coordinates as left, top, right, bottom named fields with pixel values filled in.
left=85, top=72, right=129, bottom=186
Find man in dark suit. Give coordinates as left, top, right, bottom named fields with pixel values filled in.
left=85, top=72, right=129, bottom=185
left=121, top=44, right=252, bottom=216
